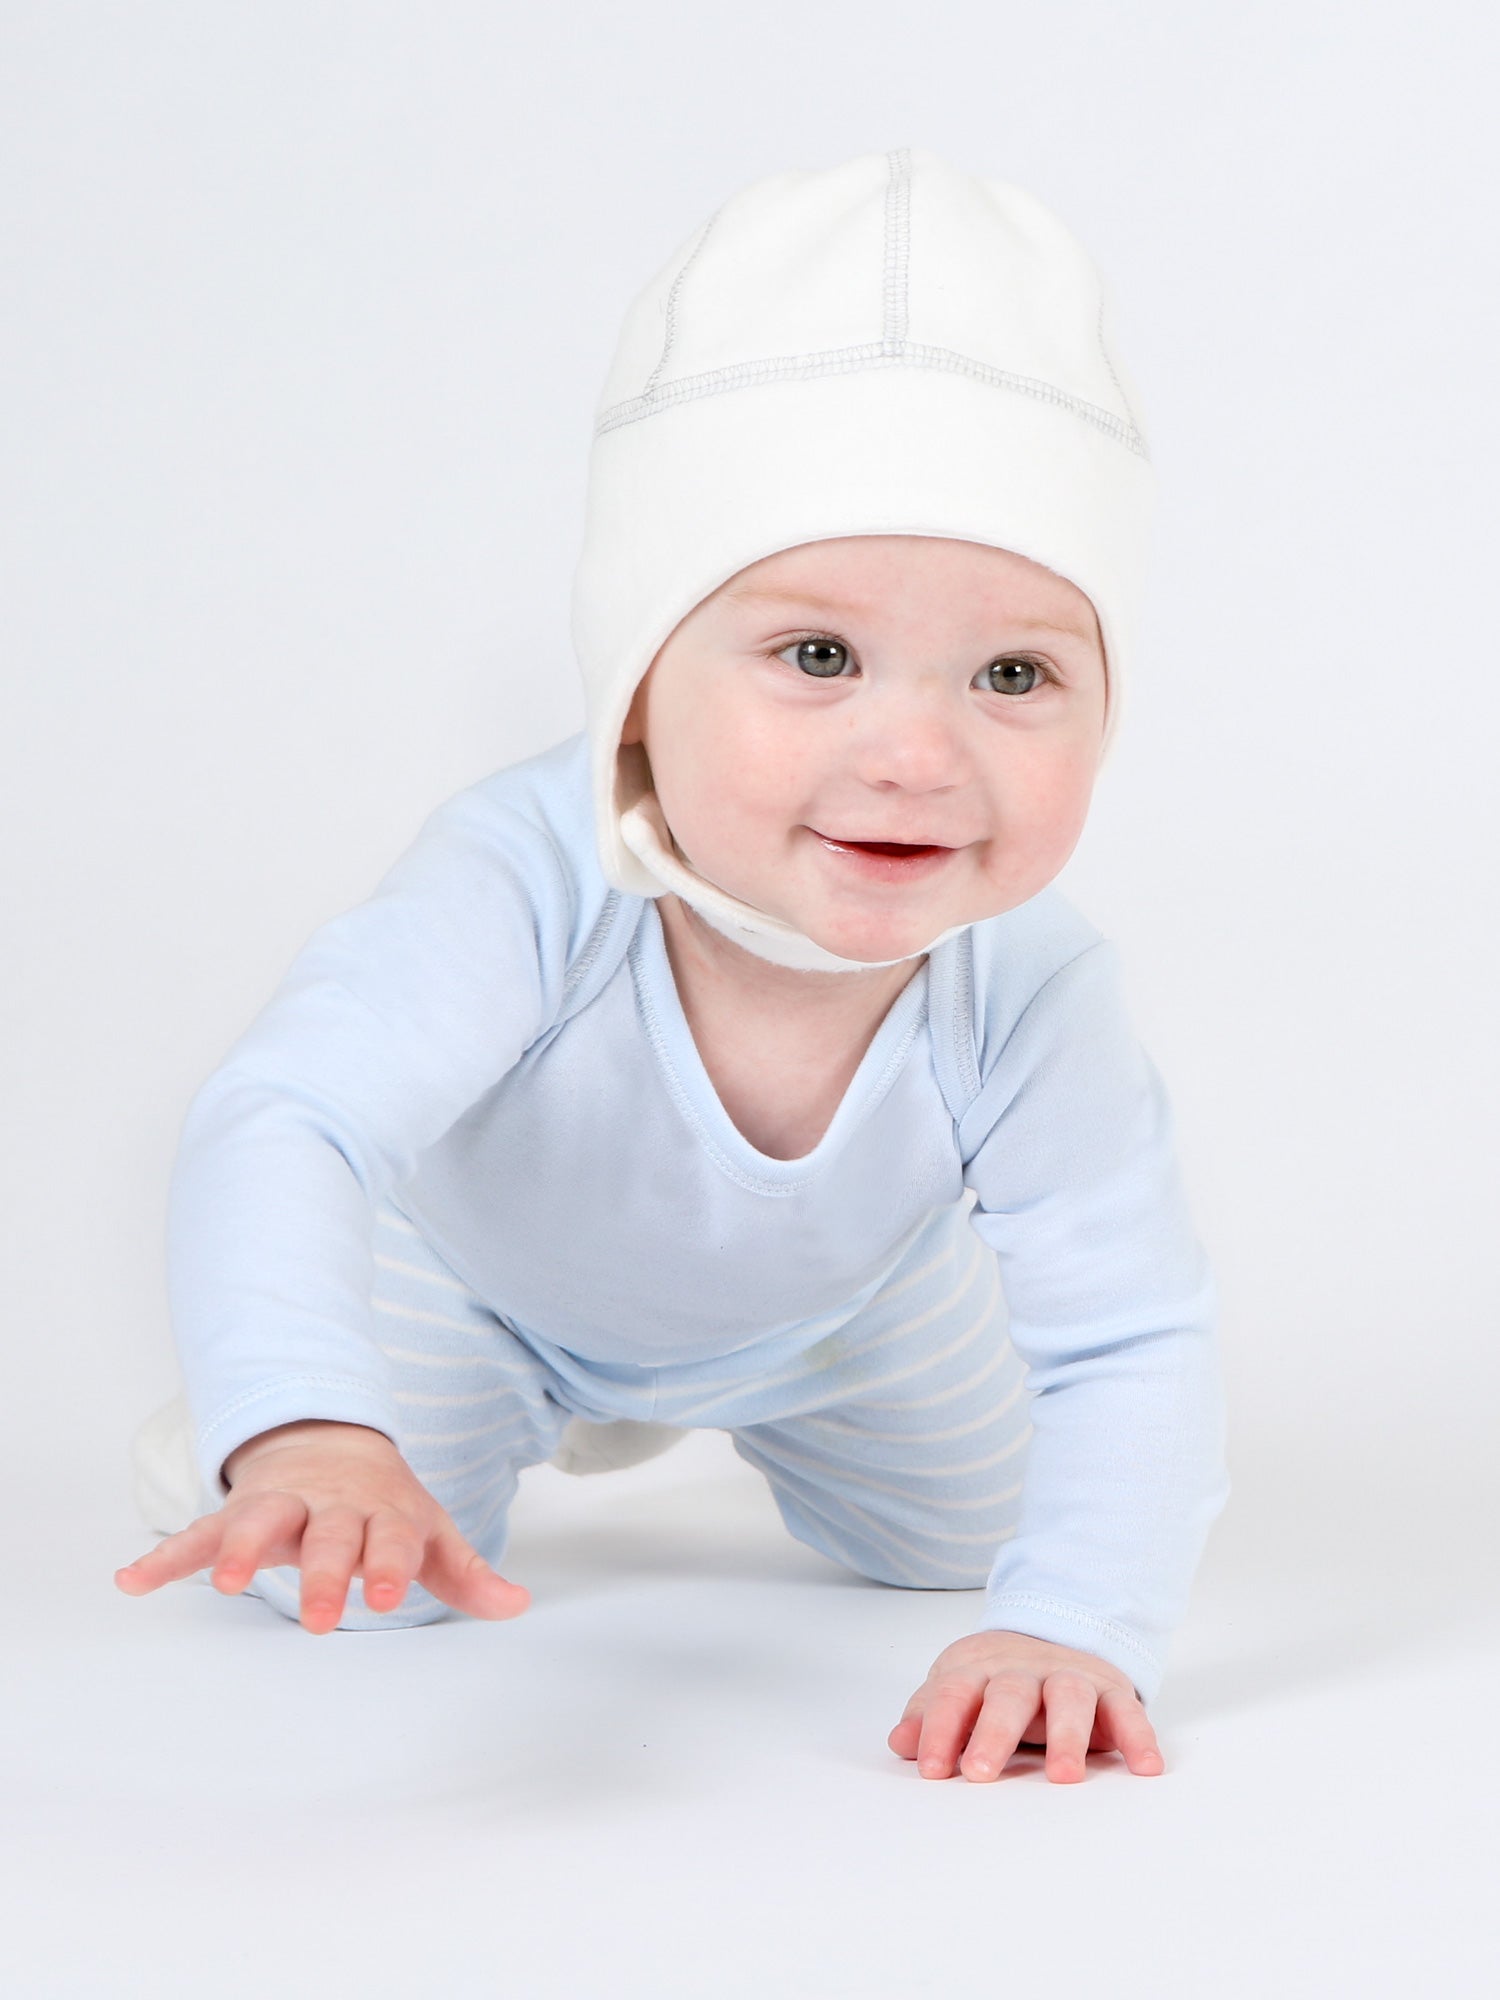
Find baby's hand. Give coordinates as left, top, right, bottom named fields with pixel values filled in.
left=887, top=1629, right=1163, bottom=1784
left=114, top=1419, right=530, bottom=1634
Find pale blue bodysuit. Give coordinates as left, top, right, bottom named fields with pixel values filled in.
left=164, top=731, right=1229, bottom=1701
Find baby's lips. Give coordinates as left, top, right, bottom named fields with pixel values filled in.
left=811, top=825, right=959, bottom=857
left=846, top=841, right=947, bottom=857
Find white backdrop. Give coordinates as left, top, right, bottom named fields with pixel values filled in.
left=4, top=4, right=1496, bottom=1995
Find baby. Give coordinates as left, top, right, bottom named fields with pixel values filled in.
left=116, top=146, right=1230, bottom=1787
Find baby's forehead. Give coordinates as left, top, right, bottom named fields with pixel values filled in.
left=705, top=535, right=1099, bottom=641
left=720, top=534, right=1085, bottom=600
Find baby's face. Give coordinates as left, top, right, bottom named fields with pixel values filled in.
left=621, top=536, right=1107, bottom=963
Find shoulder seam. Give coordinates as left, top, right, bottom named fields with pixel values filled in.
left=969, top=930, right=1114, bottom=1090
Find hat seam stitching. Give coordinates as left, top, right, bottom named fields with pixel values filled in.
left=598, top=342, right=1148, bottom=457
left=883, top=145, right=911, bottom=345
left=1095, top=292, right=1145, bottom=441
left=641, top=204, right=726, bottom=402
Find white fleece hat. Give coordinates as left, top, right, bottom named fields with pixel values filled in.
left=569, top=144, right=1155, bottom=972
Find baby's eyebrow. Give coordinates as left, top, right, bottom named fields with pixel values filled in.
left=722, top=585, right=855, bottom=616
left=722, top=583, right=1096, bottom=644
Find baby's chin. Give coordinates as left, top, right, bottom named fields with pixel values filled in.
left=799, top=877, right=1050, bottom=959
left=792, top=900, right=962, bottom=964
left=698, top=852, right=974, bottom=962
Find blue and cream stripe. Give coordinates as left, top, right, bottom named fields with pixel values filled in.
left=242, top=1194, right=1033, bottom=1631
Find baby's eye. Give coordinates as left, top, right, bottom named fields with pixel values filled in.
left=782, top=636, right=853, bottom=679
left=977, top=656, right=1048, bottom=697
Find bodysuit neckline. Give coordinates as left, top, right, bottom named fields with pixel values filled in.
left=628, top=897, right=935, bottom=1193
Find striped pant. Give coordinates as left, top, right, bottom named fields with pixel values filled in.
left=186, top=1196, right=1034, bottom=1631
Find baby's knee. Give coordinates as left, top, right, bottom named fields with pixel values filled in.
left=854, top=1546, right=992, bottom=1592
left=787, top=1513, right=992, bottom=1592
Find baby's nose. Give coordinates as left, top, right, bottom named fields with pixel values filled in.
left=849, top=691, right=969, bottom=792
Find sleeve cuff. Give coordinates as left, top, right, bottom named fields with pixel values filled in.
left=195, top=1378, right=403, bottom=1499
left=973, top=1591, right=1165, bottom=1706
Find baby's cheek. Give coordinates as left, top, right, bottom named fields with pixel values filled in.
left=991, top=797, right=1094, bottom=902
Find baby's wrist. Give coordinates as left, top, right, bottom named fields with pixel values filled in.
left=221, top=1419, right=396, bottom=1487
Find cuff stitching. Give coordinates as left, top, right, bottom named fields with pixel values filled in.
left=983, top=1591, right=1161, bottom=1671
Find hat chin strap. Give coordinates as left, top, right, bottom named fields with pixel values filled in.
left=618, top=791, right=970, bottom=975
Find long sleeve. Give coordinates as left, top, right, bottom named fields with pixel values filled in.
left=165, top=785, right=575, bottom=1500
left=959, top=938, right=1230, bottom=1704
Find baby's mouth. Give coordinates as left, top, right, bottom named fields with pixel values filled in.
left=810, top=829, right=957, bottom=879
left=839, top=840, right=942, bottom=857
left=814, top=831, right=952, bottom=857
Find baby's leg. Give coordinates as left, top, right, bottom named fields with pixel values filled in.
left=719, top=1208, right=1031, bottom=1591
left=235, top=1201, right=571, bottom=1631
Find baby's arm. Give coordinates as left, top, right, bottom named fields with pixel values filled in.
left=138, top=779, right=575, bottom=1527
left=887, top=934, right=1229, bottom=1777
left=115, top=1419, right=528, bottom=1632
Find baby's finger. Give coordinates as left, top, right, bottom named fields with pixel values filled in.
left=208, top=1490, right=308, bottom=1594
left=359, top=1508, right=426, bottom=1613
left=114, top=1515, right=224, bottom=1594
left=1095, top=1686, right=1165, bottom=1775
left=296, top=1506, right=368, bottom=1635
left=913, top=1674, right=986, bottom=1779
left=420, top=1525, right=530, bottom=1620
left=954, top=1672, right=1040, bottom=1783
left=887, top=1705, right=924, bottom=1759
left=1039, top=1671, right=1097, bottom=1784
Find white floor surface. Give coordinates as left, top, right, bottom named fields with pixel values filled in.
left=6, top=1428, right=1496, bottom=1999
